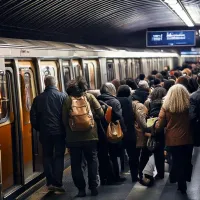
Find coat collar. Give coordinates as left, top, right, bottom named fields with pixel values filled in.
left=44, top=86, right=58, bottom=91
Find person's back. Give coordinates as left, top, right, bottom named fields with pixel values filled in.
left=32, top=85, right=66, bottom=136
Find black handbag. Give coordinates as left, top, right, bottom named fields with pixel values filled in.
left=147, top=136, right=157, bottom=152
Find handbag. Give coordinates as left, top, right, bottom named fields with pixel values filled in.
left=147, top=136, right=157, bottom=152
left=106, top=121, right=123, bottom=143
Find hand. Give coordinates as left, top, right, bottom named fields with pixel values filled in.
left=145, top=133, right=151, bottom=137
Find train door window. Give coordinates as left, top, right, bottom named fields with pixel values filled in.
left=72, top=60, right=82, bottom=78
left=0, top=71, right=9, bottom=122
left=63, top=61, right=72, bottom=91
left=40, top=61, right=58, bottom=91
left=106, top=62, right=115, bottom=82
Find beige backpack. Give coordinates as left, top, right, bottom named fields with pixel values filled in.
left=69, top=95, right=94, bottom=132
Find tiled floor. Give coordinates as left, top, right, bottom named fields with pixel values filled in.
left=26, top=147, right=200, bottom=200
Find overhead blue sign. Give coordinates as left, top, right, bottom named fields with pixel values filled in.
left=147, top=30, right=196, bottom=47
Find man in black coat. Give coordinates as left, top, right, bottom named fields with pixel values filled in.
left=189, top=74, right=200, bottom=146
left=30, top=76, right=67, bottom=192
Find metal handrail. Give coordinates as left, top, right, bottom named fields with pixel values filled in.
left=0, top=147, right=2, bottom=200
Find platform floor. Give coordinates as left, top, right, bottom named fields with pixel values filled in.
left=26, top=147, right=200, bottom=200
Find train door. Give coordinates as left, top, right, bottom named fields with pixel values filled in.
left=62, top=60, right=73, bottom=91
left=18, top=60, right=42, bottom=181
left=106, top=60, right=115, bottom=82
left=83, top=60, right=101, bottom=89
left=0, top=64, right=19, bottom=191
left=135, top=59, right=141, bottom=78
left=39, top=61, right=60, bottom=92
left=72, top=60, right=83, bottom=78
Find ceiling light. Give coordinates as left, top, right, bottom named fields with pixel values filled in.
left=161, top=0, right=194, bottom=27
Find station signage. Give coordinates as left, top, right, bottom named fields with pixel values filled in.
left=146, top=30, right=196, bottom=47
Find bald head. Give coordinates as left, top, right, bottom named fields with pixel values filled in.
left=44, top=76, right=57, bottom=87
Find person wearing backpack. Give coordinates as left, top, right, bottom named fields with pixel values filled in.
left=97, top=83, right=127, bottom=183
left=62, top=76, right=104, bottom=197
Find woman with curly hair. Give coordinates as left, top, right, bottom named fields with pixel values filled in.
left=155, top=84, right=193, bottom=194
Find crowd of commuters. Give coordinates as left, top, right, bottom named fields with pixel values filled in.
left=30, top=64, right=200, bottom=197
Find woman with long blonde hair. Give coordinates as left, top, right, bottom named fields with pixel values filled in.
left=155, top=84, right=193, bottom=194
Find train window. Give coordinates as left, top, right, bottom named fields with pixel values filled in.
left=24, top=72, right=32, bottom=112
left=96, top=64, right=101, bottom=89
left=0, top=71, right=9, bottom=123
left=118, top=63, right=123, bottom=80
left=40, top=66, right=56, bottom=91
left=106, top=62, right=115, bottom=82
left=74, top=64, right=82, bottom=77
left=125, top=62, right=128, bottom=78
left=63, top=67, right=71, bottom=91
left=84, top=63, right=90, bottom=88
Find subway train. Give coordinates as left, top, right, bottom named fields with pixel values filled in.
left=0, top=37, right=179, bottom=199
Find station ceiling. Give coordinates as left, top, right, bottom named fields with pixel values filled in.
left=0, top=0, right=199, bottom=47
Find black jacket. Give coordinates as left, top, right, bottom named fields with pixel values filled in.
left=117, top=97, right=136, bottom=143
left=132, top=88, right=149, bottom=104
left=30, top=86, right=67, bottom=136
left=97, top=93, right=126, bottom=141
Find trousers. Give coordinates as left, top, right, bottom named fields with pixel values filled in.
left=70, top=142, right=98, bottom=190
left=41, top=134, right=66, bottom=187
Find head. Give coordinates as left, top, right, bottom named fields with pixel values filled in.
left=150, top=87, right=167, bottom=101
left=174, top=71, right=181, bottom=79
left=139, top=73, right=145, bottom=81
left=163, top=80, right=175, bottom=91
left=100, top=82, right=116, bottom=96
left=120, top=79, right=126, bottom=85
left=44, top=76, right=57, bottom=87
left=160, top=71, right=168, bottom=79
left=147, top=75, right=154, bottom=82
left=182, top=68, right=192, bottom=77
left=126, top=78, right=138, bottom=90
left=67, top=76, right=88, bottom=96
left=176, top=76, right=189, bottom=90
left=154, top=78, right=161, bottom=86
left=163, top=84, right=190, bottom=113
left=164, top=66, right=170, bottom=72
left=138, top=80, right=149, bottom=90
left=151, top=70, right=158, bottom=75
left=155, top=73, right=164, bottom=82
left=111, top=79, right=120, bottom=91
left=117, top=85, right=131, bottom=97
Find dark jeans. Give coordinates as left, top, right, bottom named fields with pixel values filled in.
left=136, top=147, right=152, bottom=179
left=41, top=134, right=66, bottom=187
left=108, top=143, right=121, bottom=180
left=70, top=142, right=98, bottom=190
left=124, top=141, right=138, bottom=181
left=154, top=143, right=165, bottom=178
left=170, top=145, right=193, bottom=190
left=98, top=141, right=116, bottom=183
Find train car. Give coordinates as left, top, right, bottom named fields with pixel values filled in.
left=0, top=37, right=179, bottom=199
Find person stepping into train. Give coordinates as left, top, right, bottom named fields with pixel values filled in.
left=30, top=76, right=67, bottom=193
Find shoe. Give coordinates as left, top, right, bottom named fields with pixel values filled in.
left=132, top=177, right=139, bottom=183
left=91, top=188, right=98, bottom=196
left=116, top=177, right=127, bottom=182
left=76, top=190, right=86, bottom=197
left=177, top=188, right=187, bottom=195
left=47, top=185, right=55, bottom=191
left=53, top=186, right=66, bottom=193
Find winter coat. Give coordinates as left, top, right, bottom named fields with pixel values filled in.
left=62, top=91, right=104, bottom=147
left=30, top=86, right=67, bottom=137
left=97, top=93, right=126, bottom=140
left=132, top=88, right=149, bottom=104
left=117, top=97, right=136, bottom=143
left=156, top=108, right=193, bottom=146
left=132, top=100, right=148, bottom=147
